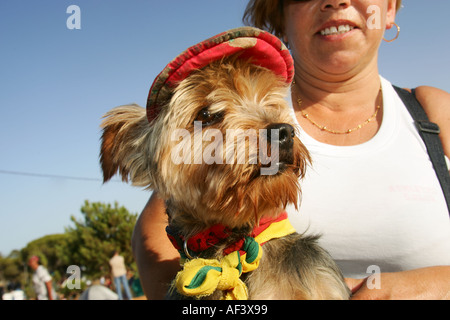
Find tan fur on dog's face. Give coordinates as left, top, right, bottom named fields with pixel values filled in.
left=101, top=58, right=310, bottom=231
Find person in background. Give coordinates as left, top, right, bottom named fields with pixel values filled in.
left=28, top=255, right=55, bottom=300
left=109, top=250, right=133, bottom=300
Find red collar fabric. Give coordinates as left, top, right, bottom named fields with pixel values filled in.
left=166, top=212, right=290, bottom=258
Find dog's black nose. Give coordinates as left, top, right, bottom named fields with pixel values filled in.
left=266, top=123, right=295, bottom=149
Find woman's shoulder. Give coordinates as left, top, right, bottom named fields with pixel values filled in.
left=414, top=85, right=450, bottom=156
left=414, top=86, right=450, bottom=117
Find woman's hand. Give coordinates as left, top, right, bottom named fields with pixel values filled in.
left=131, top=193, right=181, bottom=300
left=345, top=266, right=450, bottom=300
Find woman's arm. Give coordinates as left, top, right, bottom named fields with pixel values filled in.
left=346, top=266, right=450, bottom=300
left=131, top=192, right=180, bottom=300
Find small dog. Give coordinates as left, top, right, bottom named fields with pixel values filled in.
left=100, top=28, right=350, bottom=299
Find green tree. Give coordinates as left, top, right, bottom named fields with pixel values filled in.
left=0, top=250, right=25, bottom=286
left=64, top=201, right=137, bottom=279
left=21, top=234, right=70, bottom=278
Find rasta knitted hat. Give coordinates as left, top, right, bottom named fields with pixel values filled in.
left=146, top=26, right=294, bottom=123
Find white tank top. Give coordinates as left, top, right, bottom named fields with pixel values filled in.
left=286, top=76, right=450, bottom=279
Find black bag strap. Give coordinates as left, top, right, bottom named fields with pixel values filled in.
left=393, top=85, right=450, bottom=215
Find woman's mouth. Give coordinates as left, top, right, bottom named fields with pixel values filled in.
left=320, top=24, right=355, bottom=36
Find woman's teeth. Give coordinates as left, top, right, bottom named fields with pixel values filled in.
left=320, top=25, right=354, bottom=36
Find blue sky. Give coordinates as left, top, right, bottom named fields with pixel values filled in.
left=0, top=1, right=449, bottom=256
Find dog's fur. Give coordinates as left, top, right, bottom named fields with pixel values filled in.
left=100, top=57, right=350, bottom=299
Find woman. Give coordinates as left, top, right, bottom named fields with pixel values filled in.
left=132, top=0, right=450, bottom=299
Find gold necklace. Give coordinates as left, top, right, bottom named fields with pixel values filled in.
left=296, top=87, right=382, bottom=135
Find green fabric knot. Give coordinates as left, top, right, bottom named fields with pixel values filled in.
left=242, top=236, right=260, bottom=264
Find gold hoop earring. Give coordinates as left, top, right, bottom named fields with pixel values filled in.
left=383, top=22, right=400, bottom=43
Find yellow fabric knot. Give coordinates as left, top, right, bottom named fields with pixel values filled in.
left=175, top=251, right=249, bottom=299
left=174, top=215, right=296, bottom=300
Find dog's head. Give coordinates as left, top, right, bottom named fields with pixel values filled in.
left=100, top=28, right=310, bottom=229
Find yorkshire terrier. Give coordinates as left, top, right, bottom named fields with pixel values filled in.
left=100, top=27, right=350, bottom=300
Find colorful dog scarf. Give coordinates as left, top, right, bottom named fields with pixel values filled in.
left=169, top=212, right=296, bottom=299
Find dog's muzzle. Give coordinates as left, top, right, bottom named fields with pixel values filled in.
left=265, top=123, right=295, bottom=170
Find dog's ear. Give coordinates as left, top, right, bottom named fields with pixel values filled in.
left=100, top=104, right=155, bottom=187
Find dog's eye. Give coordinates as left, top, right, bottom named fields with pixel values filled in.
left=195, top=108, right=223, bottom=126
